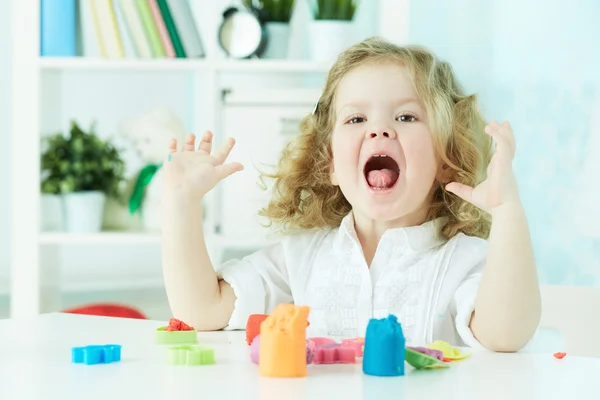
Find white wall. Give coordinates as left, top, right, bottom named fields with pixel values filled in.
left=0, top=1, right=11, bottom=293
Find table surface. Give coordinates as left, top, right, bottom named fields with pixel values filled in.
left=0, top=313, right=598, bottom=400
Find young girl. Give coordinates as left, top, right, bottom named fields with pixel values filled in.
left=161, top=38, right=541, bottom=351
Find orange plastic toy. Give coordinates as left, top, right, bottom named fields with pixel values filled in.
left=259, top=304, right=310, bottom=378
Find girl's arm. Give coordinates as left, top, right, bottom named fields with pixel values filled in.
left=162, top=191, right=236, bottom=331
left=470, top=202, right=541, bottom=351
left=161, top=132, right=243, bottom=330
left=447, top=120, right=541, bottom=352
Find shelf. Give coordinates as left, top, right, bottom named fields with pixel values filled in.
left=38, top=231, right=271, bottom=248
left=39, top=231, right=161, bottom=245
left=39, top=57, right=212, bottom=71
left=38, top=57, right=331, bottom=73
left=216, top=59, right=331, bottom=73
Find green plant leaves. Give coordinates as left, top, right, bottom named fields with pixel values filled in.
left=311, top=0, right=357, bottom=20
left=40, top=120, right=126, bottom=198
left=242, top=0, right=295, bottom=23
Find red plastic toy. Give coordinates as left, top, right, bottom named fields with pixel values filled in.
left=553, top=352, right=567, bottom=359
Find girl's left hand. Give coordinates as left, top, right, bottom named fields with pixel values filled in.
left=445, top=120, right=521, bottom=213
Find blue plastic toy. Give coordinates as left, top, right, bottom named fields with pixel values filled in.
left=362, top=315, right=406, bottom=376
left=72, top=344, right=122, bottom=365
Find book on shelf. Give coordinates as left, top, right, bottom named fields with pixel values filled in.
left=40, top=0, right=77, bottom=57
left=40, top=0, right=205, bottom=59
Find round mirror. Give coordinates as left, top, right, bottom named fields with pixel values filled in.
left=218, top=7, right=267, bottom=59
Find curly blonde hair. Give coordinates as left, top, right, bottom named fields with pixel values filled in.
left=259, top=37, right=493, bottom=240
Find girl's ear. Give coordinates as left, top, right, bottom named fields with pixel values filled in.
left=436, top=163, right=452, bottom=184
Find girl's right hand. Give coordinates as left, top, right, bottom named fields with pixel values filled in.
left=163, top=130, right=244, bottom=200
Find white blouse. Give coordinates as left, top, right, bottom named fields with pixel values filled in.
left=216, top=212, right=488, bottom=349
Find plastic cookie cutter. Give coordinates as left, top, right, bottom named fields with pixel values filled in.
left=312, top=342, right=356, bottom=364
left=259, top=303, right=310, bottom=378
left=426, top=340, right=470, bottom=361
left=72, top=344, right=122, bottom=365
left=167, top=345, right=215, bottom=366
left=156, top=318, right=198, bottom=345
left=363, top=314, right=406, bottom=377
left=405, top=347, right=449, bottom=369
left=341, top=337, right=364, bottom=357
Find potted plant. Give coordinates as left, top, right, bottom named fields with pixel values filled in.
left=308, top=0, right=358, bottom=62
left=242, top=0, right=296, bottom=59
left=40, top=170, right=64, bottom=232
left=41, top=120, right=126, bottom=233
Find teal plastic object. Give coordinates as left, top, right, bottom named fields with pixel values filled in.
left=362, top=315, right=406, bottom=376
left=405, top=348, right=450, bottom=369
left=72, top=344, right=122, bottom=365
left=167, top=345, right=215, bottom=366
left=155, top=327, right=198, bottom=344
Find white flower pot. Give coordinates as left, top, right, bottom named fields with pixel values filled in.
left=62, top=191, right=106, bottom=233
left=40, top=194, right=64, bottom=231
left=308, top=20, right=355, bottom=62
left=263, top=22, right=291, bottom=59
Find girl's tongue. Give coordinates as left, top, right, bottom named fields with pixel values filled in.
left=367, top=169, right=398, bottom=189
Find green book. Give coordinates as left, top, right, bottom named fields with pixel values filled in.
left=135, top=0, right=166, bottom=57
left=156, top=0, right=186, bottom=58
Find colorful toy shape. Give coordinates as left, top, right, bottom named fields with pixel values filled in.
left=155, top=317, right=197, bottom=344
left=407, top=346, right=444, bottom=361
left=259, top=304, right=310, bottom=378
left=312, top=343, right=356, bottom=364
left=72, top=344, right=122, bottom=365
left=405, top=348, right=449, bottom=369
left=426, top=340, right=470, bottom=361
left=362, top=314, right=406, bottom=377
left=164, top=318, right=194, bottom=331
left=341, top=338, right=364, bottom=357
left=250, top=334, right=261, bottom=364
left=167, top=345, right=215, bottom=366
left=246, top=314, right=268, bottom=345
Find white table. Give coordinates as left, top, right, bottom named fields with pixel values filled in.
left=0, top=313, right=598, bottom=400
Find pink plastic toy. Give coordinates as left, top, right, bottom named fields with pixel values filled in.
left=308, top=337, right=337, bottom=347
left=312, top=343, right=356, bottom=364
left=341, top=338, right=364, bottom=356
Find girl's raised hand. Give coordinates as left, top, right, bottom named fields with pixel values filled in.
left=446, top=120, right=520, bottom=213
left=163, top=130, right=244, bottom=200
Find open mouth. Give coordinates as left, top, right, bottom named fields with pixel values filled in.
left=363, top=154, right=400, bottom=190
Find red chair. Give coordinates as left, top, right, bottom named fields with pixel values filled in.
left=62, top=303, right=147, bottom=319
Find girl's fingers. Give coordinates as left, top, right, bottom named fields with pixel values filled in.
left=215, top=162, right=244, bottom=181
left=168, top=138, right=177, bottom=153
left=445, top=182, right=474, bottom=204
left=182, top=133, right=196, bottom=152
left=212, top=137, right=236, bottom=165
left=197, top=130, right=213, bottom=154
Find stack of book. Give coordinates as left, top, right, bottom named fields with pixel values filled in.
left=41, top=0, right=205, bottom=59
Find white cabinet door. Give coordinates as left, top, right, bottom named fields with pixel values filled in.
left=218, top=102, right=314, bottom=239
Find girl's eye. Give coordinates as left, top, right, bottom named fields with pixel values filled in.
left=347, top=116, right=365, bottom=124
left=397, top=114, right=416, bottom=122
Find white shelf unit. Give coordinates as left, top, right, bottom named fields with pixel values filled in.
left=10, top=0, right=410, bottom=318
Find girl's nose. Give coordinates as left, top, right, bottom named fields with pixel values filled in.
left=366, top=128, right=397, bottom=140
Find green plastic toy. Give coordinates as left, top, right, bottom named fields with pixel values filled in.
left=155, top=327, right=198, bottom=345
left=405, top=348, right=450, bottom=369
left=167, top=345, right=215, bottom=366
